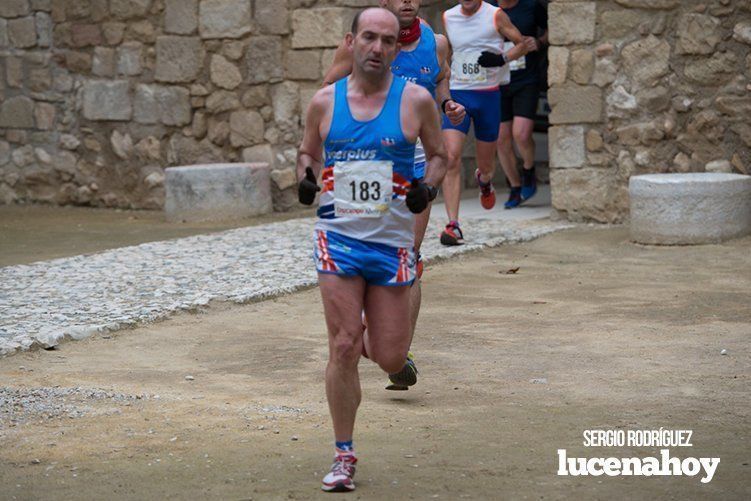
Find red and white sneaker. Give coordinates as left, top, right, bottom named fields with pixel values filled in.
left=321, top=454, right=357, bottom=492
left=440, top=221, right=464, bottom=246
left=475, top=169, right=496, bottom=210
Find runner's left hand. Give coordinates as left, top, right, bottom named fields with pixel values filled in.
left=406, top=180, right=437, bottom=214
left=478, top=51, right=506, bottom=68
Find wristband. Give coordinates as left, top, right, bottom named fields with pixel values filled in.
left=441, top=98, right=454, bottom=114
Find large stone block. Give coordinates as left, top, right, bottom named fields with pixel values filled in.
left=551, top=167, right=628, bottom=223
left=292, top=8, right=353, bottom=48
left=684, top=52, right=737, bottom=86
left=270, top=81, right=300, bottom=128
left=285, top=49, right=322, bottom=80
left=255, top=0, right=289, bottom=35
left=117, top=41, right=143, bottom=76
left=246, top=36, right=283, bottom=84
left=548, top=85, right=602, bottom=124
left=210, top=54, right=242, bottom=90
left=621, top=35, right=670, bottom=87
left=547, top=47, right=568, bottom=85
left=549, top=126, right=585, bottom=168
left=134, top=84, right=191, bottom=126
left=229, top=110, right=264, bottom=147
left=599, top=9, right=641, bottom=40
left=199, top=0, right=252, bottom=39
left=9, top=16, right=36, bottom=48
left=111, top=0, right=151, bottom=20
left=0, top=0, right=30, bottom=17
left=165, top=163, right=272, bottom=222
left=0, top=96, right=35, bottom=128
left=676, top=14, right=721, bottom=55
left=155, top=36, right=205, bottom=83
left=548, top=2, right=595, bottom=45
left=82, top=80, right=132, bottom=121
left=36, top=11, right=52, bottom=47
left=165, top=0, right=197, bottom=35
left=630, top=173, right=751, bottom=244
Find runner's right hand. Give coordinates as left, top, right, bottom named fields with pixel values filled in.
left=477, top=51, right=506, bottom=68
left=298, top=167, right=320, bottom=205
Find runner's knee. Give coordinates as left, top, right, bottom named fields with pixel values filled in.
left=330, top=330, right=361, bottom=366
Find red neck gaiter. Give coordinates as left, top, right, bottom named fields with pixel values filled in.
left=398, top=18, right=421, bottom=44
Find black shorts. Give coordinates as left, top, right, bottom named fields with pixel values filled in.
left=500, top=81, right=539, bottom=123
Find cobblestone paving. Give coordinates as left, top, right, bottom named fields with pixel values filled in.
left=0, top=215, right=572, bottom=356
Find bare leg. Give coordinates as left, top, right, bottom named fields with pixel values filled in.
left=363, top=284, right=412, bottom=375
left=441, top=130, right=466, bottom=223
left=475, top=139, right=499, bottom=185
left=497, top=120, right=520, bottom=187
left=512, top=117, right=536, bottom=170
left=318, top=273, right=366, bottom=442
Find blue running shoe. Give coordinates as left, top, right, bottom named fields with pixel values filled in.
left=504, top=187, right=522, bottom=209
left=521, top=167, right=537, bottom=201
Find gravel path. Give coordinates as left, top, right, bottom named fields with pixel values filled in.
left=0, top=215, right=572, bottom=356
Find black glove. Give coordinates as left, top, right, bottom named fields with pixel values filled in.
left=298, top=167, right=320, bottom=205
left=477, top=51, right=506, bottom=68
left=406, top=180, right=437, bottom=214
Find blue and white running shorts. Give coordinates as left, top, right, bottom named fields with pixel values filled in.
left=314, top=230, right=416, bottom=287
left=441, top=88, right=501, bottom=142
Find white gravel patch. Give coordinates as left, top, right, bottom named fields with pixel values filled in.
left=0, top=215, right=572, bottom=357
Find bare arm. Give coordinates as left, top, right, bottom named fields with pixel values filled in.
left=321, top=39, right=353, bottom=87
left=495, top=9, right=531, bottom=61
left=415, top=89, right=448, bottom=188
left=296, top=90, right=328, bottom=182
left=434, top=34, right=466, bottom=125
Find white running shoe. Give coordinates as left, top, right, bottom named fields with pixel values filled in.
left=321, top=454, right=357, bottom=492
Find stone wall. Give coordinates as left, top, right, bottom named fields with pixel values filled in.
left=0, top=0, right=451, bottom=210
left=547, top=0, right=751, bottom=223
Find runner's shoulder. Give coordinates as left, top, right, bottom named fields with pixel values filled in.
left=308, top=84, right=336, bottom=114
left=403, top=81, right=433, bottom=109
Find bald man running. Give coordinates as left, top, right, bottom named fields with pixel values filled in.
left=324, top=0, right=465, bottom=392
left=298, top=7, right=447, bottom=492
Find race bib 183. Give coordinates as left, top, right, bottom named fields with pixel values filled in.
left=333, top=160, right=393, bottom=218
left=452, top=51, right=488, bottom=84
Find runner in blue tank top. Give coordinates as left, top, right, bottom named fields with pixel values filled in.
left=297, top=7, right=447, bottom=493
left=323, top=0, right=466, bottom=392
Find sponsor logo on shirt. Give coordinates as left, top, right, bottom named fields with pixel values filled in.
left=327, top=149, right=378, bottom=161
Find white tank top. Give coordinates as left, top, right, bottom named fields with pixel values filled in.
left=443, top=1, right=510, bottom=90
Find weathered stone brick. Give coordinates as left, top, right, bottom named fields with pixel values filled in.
left=614, top=0, right=678, bottom=8
left=285, top=50, right=322, bottom=80
left=246, top=36, right=283, bottom=84
left=199, top=0, right=252, bottom=39
left=0, top=96, right=35, bottom=128
left=676, top=14, right=721, bottom=55
left=134, top=84, right=191, bottom=126
left=82, top=80, right=132, bottom=121
left=102, top=22, right=126, bottom=45
left=155, top=36, right=205, bottom=83
left=569, top=49, right=593, bottom=85
left=34, top=102, right=56, bottom=130
left=210, top=55, right=242, bottom=90
left=684, top=52, right=737, bottom=86
left=92, top=47, right=116, bottom=77
left=0, top=20, right=8, bottom=48
left=229, top=110, right=265, bottom=147
left=255, top=0, right=289, bottom=35
left=270, top=81, right=300, bottom=128
left=9, top=17, right=37, bottom=48
left=599, top=9, right=641, bottom=40
left=548, top=85, right=602, bottom=124
left=0, top=0, right=30, bottom=18
left=621, top=35, right=670, bottom=87
left=111, top=0, right=152, bottom=20
left=550, top=168, right=628, bottom=223
left=71, top=24, right=102, bottom=48
left=6, top=57, right=23, bottom=88
left=548, top=2, right=595, bottom=45
left=117, top=42, right=143, bottom=76
left=165, top=0, right=198, bottom=35
left=292, top=8, right=353, bottom=49
left=547, top=47, right=568, bottom=85
left=549, top=126, right=585, bottom=168
left=35, top=12, right=52, bottom=47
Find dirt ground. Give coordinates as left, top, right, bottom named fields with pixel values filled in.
left=1, top=227, right=749, bottom=500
